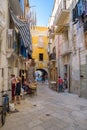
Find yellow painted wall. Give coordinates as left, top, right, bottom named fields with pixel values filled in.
left=31, top=26, right=49, bottom=69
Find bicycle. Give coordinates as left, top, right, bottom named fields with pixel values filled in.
left=0, top=91, right=9, bottom=127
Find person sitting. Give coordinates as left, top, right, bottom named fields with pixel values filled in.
left=22, top=80, right=32, bottom=94
left=14, top=77, right=21, bottom=105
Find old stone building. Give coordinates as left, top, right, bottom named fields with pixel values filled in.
left=0, top=0, right=32, bottom=104
left=48, top=0, right=87, bottom=98
left=31, top=26, right=48, bottom=76
left=70, top=0, right=87, bottom=97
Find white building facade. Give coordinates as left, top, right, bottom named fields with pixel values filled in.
left=0, top=0, right=32, bottom=105
left=48, top=0, right=87, bottom=98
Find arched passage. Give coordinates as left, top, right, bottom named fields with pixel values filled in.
left=35, top=69, right=48, bottom=82
left=36, top=69, right=48, bottom=75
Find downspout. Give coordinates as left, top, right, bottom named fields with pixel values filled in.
left=58, top=36, right=60, bottom=77
left=78, top=48, right=81, bottom=97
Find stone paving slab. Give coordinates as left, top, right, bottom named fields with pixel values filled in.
left=1, top=83, right=87, bottom=130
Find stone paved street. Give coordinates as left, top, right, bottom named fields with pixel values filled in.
left=1, top=83, right=87, bottom=130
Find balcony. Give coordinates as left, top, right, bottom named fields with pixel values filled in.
left=48, top=27, right=55, bottom=39
left=54, top=0, right=70, bottom=34
left=61, top=48, right=72, bottom=56
left=55, top=23, right=69, bottom=34
left=54, top=0, right=70, bottom=26
left=61, top=40, right=72, bottom=56
left=49, top=53, right=56, bottom=61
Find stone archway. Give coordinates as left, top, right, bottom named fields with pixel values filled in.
left=36, top=68, right=48, bottom=76
left=35, top=68, right=48, bottom=82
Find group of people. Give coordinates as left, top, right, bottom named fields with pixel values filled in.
left=58, top=76, right=68, bottom=92
left=11, top=58, right=36, bottom=105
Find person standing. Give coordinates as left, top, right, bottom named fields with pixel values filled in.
left=11, top=74, right=16, bottom=101
left=14, top=77, right=21, bottom=105
left=58, top=76, right=63, bottom=92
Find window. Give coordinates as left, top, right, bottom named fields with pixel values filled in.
left=39, top=53, right=43, bottom=61
left=38, top=36, right=44, bottom=48
left=7, top=29, right=14, bottom=49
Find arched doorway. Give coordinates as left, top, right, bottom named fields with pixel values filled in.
left=35, top=69, right=48, bottom=82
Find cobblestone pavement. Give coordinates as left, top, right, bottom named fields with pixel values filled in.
left=1, top=83, right=87, bottom=130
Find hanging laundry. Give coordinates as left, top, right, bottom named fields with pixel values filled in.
left=72, top=5, right=78, bottom=22
left=84, top=0, right=87, bottom=16
left=77, top=0, right=84, bottom=17
left=77, top=0, right=87, bottom=16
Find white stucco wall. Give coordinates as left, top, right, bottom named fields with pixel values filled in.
left=0, top=0, right=9, bottom=93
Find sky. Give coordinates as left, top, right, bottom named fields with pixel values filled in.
left=29, top=0, right=54, bottom=27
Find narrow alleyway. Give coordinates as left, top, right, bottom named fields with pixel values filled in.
left=1, top=83, right=87, bottom=130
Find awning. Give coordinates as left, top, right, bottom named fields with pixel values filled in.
left=9, top=0, right=23, bottom=16
left=10, top=10, right=32, bottom=49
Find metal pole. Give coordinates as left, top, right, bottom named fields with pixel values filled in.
left=58, top=36, right=60, bottom=77
left=48, top=42, right=51, bottom=88
left=78, top=48, right=81, bottom=97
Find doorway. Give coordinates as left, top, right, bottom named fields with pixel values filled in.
left=64, top=64, right=71, bottom=92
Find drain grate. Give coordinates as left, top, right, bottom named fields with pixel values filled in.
left=33, top=104, right=37, bottom=107
left=46, top=114, right=50, bottom=116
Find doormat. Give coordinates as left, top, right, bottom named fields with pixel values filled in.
left=9, top=109, right=19, bottom=114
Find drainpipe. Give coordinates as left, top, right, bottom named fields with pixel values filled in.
left=48, top=42, right=51, bottom=88
left=78, top=48, right=81, bottom=97
left=48, top=28, right=52, bottom=88
left=58, top=36, right=60, bottom=77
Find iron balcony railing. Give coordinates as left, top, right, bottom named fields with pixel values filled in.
left=49, top=53, right=56, bottom=61
left=53, top=0, right=69, bottom=25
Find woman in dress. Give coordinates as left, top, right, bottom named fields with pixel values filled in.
left=11, top=74, right=16, bottom=101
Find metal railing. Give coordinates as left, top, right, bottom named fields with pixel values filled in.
left=49, top=53, right=56, bottom=61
